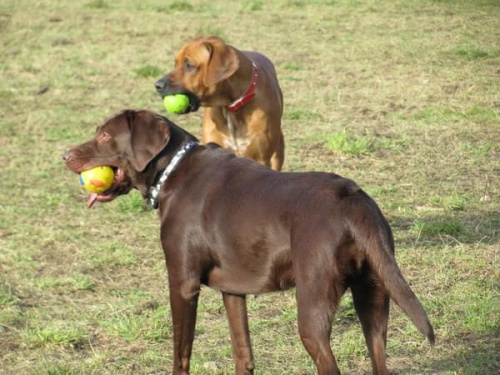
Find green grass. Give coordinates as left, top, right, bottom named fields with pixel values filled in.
left=162, top=1, right=195, bottom=12
left=85, top=242, right=137, bottom=267
left=412, top=218, right=466, bottom=237
left=21, top=325, right=87, bottom=349
left=134, top=64, right=163, bottom=78
left=325, top=131, right=375, bottom=156
left=85, top=0, right=109, bottom=9
left=240, top=0, right=264, bottom=12
left=410, top=106, right=500, bottom=125
left=451, top=45, right=500, bottom=61
left=100, top=305, right=172, bottom=342
left=429, top=193, right=470, bottom=211
left=38, top=274, right=96, bottom=292
left=1, top=0, right=499, bottom=374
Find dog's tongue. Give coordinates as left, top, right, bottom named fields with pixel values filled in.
left=87, top=193, right=99, bottom=209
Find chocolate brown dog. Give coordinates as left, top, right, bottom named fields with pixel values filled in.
left=64, top=110, right=434, bottom=375
left=155, top=36, right=285, bottom=171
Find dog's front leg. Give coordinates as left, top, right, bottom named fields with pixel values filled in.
left=223, top=293, right=255, bottom=375
left=240, top=131, right=284, bottom=171
left=169, top=278, right=200, bottom=375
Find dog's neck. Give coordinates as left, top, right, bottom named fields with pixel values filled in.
left=137, top=121, right=199, bottom=208
left=226, top=62, right=258, bottom=112
left=225, top=53, right=257, bottom=111
left=147, top=140, right=198, bottom=208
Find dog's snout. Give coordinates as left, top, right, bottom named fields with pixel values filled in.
left=155, top=78, right=166, bottom=94
left=63, top=149, right=78, bottom=162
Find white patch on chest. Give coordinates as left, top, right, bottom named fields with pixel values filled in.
left=223, top=137, right=250, bottom=155
left=223, top=114, right=250, bottom=156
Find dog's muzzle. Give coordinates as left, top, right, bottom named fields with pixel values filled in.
left=154, top=77, right=201, bottom=113
left=154, top=77, right=170, bottom=95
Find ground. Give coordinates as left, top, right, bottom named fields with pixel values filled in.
left=0, top=0, right=499, bottom=374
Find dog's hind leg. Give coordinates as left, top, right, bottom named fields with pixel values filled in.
left=350, top=271, right=390, bottom=375
left=223, top=293, right=254, bottom=375
left=295, top=268, right=345, bottom=375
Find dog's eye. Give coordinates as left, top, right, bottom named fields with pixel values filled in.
left=96, top=132, right=111, bottom=143
left=183, top=60, right=196, bottom=72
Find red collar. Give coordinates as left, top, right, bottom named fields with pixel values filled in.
left=226, top=62, right=258, bottom=112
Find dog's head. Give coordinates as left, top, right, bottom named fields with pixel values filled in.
left=63, top=110, right=174, bottom=208
left=154, top=36, right=240, bottom=112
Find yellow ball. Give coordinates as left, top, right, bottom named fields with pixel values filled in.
left=79, top=166, right=115, bottom=193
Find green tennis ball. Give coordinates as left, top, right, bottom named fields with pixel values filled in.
left=163, top=94, right=190, bottom=114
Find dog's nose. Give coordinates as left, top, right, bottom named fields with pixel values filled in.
left=63, top=149, right=78, bottom=162
left=155, top=78, right=166, bottom=94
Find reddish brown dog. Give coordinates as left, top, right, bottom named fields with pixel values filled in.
left=155, top=36, right=285, bottom=171
left=64, top=110, right=434, bottom=375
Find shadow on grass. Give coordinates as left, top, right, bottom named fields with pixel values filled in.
left=399, top=329, right=500, bottom=375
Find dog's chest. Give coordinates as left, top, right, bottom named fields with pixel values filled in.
left=205, top=247, right=295, bottom=295
left=222, top=114, right=250, bottom=156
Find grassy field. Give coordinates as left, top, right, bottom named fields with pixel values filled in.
left=1, top=0, right=499, bottom=374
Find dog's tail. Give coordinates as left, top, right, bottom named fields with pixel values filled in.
left=345, top=191, right=435, bottom=345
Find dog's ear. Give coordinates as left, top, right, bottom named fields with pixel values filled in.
left=128, top=111, right=171, bottom=172
left=202, top=37, right=239, bottom=87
